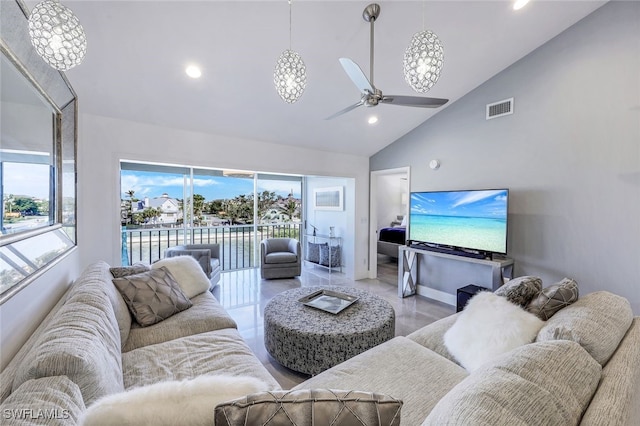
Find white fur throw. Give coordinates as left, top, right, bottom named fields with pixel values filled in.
left=444, top=292, right=545, bottom=372
left=152, top=256, right=210, bottom=298
left=80, top=375, right=271, bottom=426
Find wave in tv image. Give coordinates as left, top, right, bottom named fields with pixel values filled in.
left=409, top=189, right=508, bottom=253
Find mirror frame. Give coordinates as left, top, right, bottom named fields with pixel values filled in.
left=0, top=0, right=78, bottom=303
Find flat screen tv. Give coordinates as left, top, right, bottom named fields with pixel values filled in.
left=408, top=189, right=509, bottom=257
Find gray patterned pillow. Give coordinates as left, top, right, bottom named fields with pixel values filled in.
left=307, top=242, right=327, bottom=263
left=319, top=245, right=341, bottom=267
left=494, top=276, right=542, bottom=307
left=215, top=389, right=402, bottom=426
left=109, top=263, right=150, bottom=278
left=112, top=267, right=192, bottom=327
left=526, top=278, right=579, bottom=320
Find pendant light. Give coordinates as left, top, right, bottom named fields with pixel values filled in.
left=403, top=2, right=443, bottom=93
left=28, top=0, right=87, bottom=71
left=273, top=0, right=307, bottom=103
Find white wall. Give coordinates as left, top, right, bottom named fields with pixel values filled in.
left=371, top=2, right=640, bottom=313
left=77, top=114, right=370, bottom=280
left=376, top=173, right=408, bottom=230
left=305, top=177, right=355, bottom=276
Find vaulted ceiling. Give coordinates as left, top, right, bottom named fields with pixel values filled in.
left=55, top=1, right=606, bottom=156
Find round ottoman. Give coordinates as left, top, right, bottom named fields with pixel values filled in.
left=264, top=286, right=395, bottom=375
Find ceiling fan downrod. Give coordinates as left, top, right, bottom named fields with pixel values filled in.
left=363, top=3, right=380, bottom=89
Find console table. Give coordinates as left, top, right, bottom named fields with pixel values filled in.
left=398, top=246, right=514, bottom=299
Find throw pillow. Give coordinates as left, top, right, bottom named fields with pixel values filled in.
left=319, top=245, right=341, bottom=267
left=109, top=263, right=150, bottom=278
left=215, top=389, right=402, bottom=426
left=112, top=267, right=192, bottom=327
left=444, top=291, right=545, bottom=372
left=151, top=255, right=211, bottom=298
left=526, top=278, right=579, bottom=320
left=494, top=276, right=542, bottom=307
left=307, top=242, right=327, bottom=264
left=80, top=375, right=271, bottom=426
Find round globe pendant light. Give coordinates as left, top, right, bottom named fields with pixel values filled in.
left=403, top=29, right=444, bottom=93
left=28, top=0, right=87, bottom=71
left=273, top=0, right=307, bottom=103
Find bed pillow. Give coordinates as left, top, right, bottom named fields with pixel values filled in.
left=215, top=389, right=402, bottom=426
left=151, top=255, right=211, bottom=298
left=81, top=375, right=271, bottom=426
left=112, top=267, right=192, bottom=327
left=526, top=278, right=579, bottom=320
left=444, top=291, right=545, bottom=371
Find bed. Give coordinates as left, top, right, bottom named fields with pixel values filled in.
left=377, top=226, right=406, bottom=258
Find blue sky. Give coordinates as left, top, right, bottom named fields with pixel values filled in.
left=120, top=171, right=301, bottom=201
left=410, top=189, right=508, bottom=219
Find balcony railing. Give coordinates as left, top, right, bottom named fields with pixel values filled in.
left=121, top=223, right=301, bottom=270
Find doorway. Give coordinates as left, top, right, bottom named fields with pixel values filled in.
left=369, top=167, right=410, bottom=282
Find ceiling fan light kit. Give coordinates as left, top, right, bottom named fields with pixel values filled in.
left=274, top=0, right=307, bottom=103
left=28, top=0, right=87, bottom=71
left=403, top=30, right=444, bottom=93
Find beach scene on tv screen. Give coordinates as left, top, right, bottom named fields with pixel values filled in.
left=410, top=189, right=508, bottom=253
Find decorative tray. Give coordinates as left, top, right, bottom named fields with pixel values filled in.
left=299, top=289, right=358, bottom=315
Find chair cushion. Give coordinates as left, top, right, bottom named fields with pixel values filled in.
left=113, top=267, right=192, bottom=327
left=122, top=291, right=237, bottom=352
left=265, top=252, right=297, bottom=264
left=307, top=242, right=327, bottom=263
left=215, top=389, right=402, bottom=426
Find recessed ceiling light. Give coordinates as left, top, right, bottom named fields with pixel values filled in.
left=513, top=0, right=530, bottom=10
left=185, top=65, right=202, bottom=79
left=368, top=116, right=378, bottom=125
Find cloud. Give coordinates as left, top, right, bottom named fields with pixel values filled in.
left=452, top=190, right=505, bottom=208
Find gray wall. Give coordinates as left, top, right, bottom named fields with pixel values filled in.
left=371, top=1, right=640, bottom=313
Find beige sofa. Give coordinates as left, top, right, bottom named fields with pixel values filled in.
left=0, top=261, right=279, bottom=424
left=295, top=291, right=640, bottom=425
left=1, top=261, right=639, bottom=425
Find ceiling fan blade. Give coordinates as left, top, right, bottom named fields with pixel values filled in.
left=325, top=100, right=365, bottom=120
left=339, top=58, right=374, bottom=94
left=381, top=95, right=449, bottom=108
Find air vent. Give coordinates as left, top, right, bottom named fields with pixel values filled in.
left=486, top=98, right=514, bottom=120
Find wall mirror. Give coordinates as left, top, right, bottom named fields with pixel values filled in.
left=0, top=0, right=77, bottom=303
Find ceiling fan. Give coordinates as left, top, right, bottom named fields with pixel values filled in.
left=327, top=3, right=448, bottom=120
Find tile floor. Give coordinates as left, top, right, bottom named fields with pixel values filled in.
left=217, top=255, right=454, bottom=389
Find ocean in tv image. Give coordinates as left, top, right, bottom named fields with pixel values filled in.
left=409, top=189, right=508, bottom=253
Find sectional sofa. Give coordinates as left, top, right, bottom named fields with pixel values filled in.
left=0, top=260, right=638, bottom=425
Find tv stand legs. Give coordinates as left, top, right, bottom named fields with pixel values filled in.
left=399, top=249, right=417, bottom=298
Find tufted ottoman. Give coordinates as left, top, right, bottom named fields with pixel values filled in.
left=264, top=286, right=395, bottom=375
